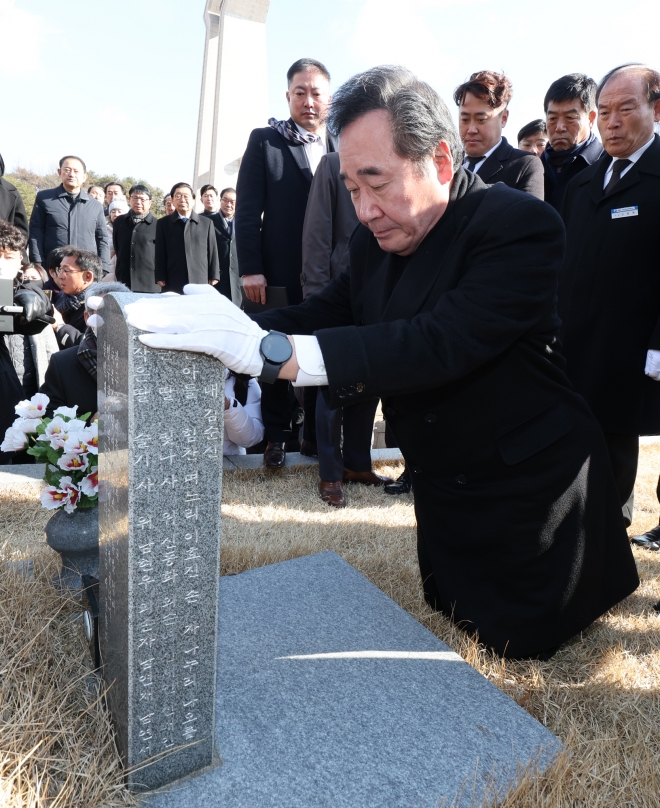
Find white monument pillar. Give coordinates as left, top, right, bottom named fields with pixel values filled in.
left=193, top=0, right=270, bottom=196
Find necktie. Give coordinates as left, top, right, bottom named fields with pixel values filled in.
left=181, top=217, right=188, bottom=223
left=603, top=159, right=632, bottom=196
left=466, top=155, right=486, bottom=173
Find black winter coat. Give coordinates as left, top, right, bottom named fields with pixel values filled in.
left=40, top=345, right=97, bottom=418
left=474, top=137, right=544, bottom=199
left=0, top=168, right=29, bottom=243
left=235, top=120, right=336, bottom=306
left=201, top=210, right=234, bottom=300
left=255, top=171, right=638, bottom=658
left=113, top=212, right=160, bottom=294
left=559, top=135, right=660, bottom=435
left=154, top=211, right=220, bottom=295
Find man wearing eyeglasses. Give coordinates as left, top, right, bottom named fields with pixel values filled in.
left=200, top=186, right=240, bottom=304
left=28, top=155, right=110, bottom=275
left=113, top=185, right=160, bottom=294
left=50, top=246, right=102, bottom=349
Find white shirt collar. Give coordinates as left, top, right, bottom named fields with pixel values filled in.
left=612, top=134, right=655, bottom=165
left=463, top=137, right=502, bottom=169
left=295, top=122, right=325, bottom=143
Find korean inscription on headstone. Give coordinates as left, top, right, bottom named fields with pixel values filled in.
left=98, top=293, right=224, bottom=792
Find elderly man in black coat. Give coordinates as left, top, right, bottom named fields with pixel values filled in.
left=126, top=66, right=638, bottom=660
left=559, top=63, right=660, bottom=540
left=155, top=183, right=219, bottom=295
left=113, top=184, right=160, bottom=294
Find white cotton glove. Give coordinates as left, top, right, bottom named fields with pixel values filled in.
left=645, top=349, right=660, bottom=381
left=124, top=283, right=268, bottom=376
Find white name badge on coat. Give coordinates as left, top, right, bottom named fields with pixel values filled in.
left=611, top=206, right=638, bottom=219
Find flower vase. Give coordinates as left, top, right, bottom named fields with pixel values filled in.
left=45, top=506, right=99, bottom=591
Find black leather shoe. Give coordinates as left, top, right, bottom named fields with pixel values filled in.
left=384, top=468, right=412, bottom=495
left=343, top=468, right=393, bottom=486
left=300, top=440, right=318, bottom=458
left=631, top=523, right=660, bottom=551
left=319, top=479, right=346, bottom=508
left=263, top=442, right=286, bottom=468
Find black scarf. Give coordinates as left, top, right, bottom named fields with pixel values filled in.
left=545, top=133, right=597, bottom=173
left=77, top=327, right=97, bottom=380
left=54, top=289, right=86, bottom=315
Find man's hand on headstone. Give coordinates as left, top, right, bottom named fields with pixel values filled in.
left=124, top=284, right=268, bottom=377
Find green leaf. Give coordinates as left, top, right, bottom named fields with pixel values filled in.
left=26, top=445, right=46, bottom=458
left=44, top=467, right=60, bottom=486
left=78, top=495, right=98, bottom=509
left=79, top=412, right=92, bottom=422
left=46, top=447, right=60, bottom=466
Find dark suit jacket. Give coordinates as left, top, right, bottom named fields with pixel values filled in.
left=113, top=212, right=160, bottom=294
left=235, top=119, right=337, bottom=306
left=40, top=344, right=97, bottom=418
left=542, top=134, right=603, bottom=211
left=0, top=176, right=29, bottom=243
left=201, top=210, right=235, bottom=300
left=29, top=185, right=110, bottom=273
left=301, top=152, right=359, bottom=299
left=559, top=134, right=660, bottom=435
left=255, top=172, right=638, bottom=658
left=474, top=137, right=544, bottom=199
left=154, top=211, right=220, bottom=294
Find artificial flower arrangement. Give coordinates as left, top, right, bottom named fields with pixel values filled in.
left=1, top=393, right=98, bottom=513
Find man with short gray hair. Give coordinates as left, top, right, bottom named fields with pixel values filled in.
left=126, top=65, right=638, bottom=659
left=559, top=63, right=660, bottom=543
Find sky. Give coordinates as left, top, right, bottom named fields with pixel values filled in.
left=0, top=0, right=657, bottom=191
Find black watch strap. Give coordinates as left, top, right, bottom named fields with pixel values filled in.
left=259, top=357, right=281, bottom=384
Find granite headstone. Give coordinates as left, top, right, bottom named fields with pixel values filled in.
left=98, top=292, right=224, bottom=792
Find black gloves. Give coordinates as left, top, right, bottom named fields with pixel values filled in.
left=13, top=288, right=49, bottom=324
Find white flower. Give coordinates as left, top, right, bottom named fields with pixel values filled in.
left=12, top=418, right=38, bottom=434
left=81, top=424, right=99, bottom=455
left=57, top=453, right=89, bottom=473
left=39, top=417, right=85, bottom=451
left=1, top=427, right=28, bottom=453
left=15, top=393, right=49, bottom=419
left=40, top=485, right=71, bottom=510
left=53, top=406, right=78, bottom=419
left=80, top=468, right=99, bottom=496
left=59, top=478, right=81, bottom=513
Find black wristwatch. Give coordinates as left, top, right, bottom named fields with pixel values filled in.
left=259, top=330, right=293, bottom=384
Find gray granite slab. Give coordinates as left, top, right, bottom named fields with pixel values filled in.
left=142, top=551, right=559, bottom=807
left=0, top=463, right=45, bottom=493
left=98, top=293, right=225, bottom=792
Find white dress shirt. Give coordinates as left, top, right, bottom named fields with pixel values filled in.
left=603, top=135, right=655, bottom=188
left=291, top=334, right=328, bottom=387
left=462, top=138, right=502, bottom=174
left=295, top=122, right=327, bottom=176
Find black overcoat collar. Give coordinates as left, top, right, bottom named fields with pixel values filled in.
left=476, top=137, right=513, bottom=182
left=576, top=133, right=660, bottom=206
left=363, top=169, right=484, bottom=324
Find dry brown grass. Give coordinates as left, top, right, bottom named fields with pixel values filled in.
left=1, top=447, right=659, bottom=807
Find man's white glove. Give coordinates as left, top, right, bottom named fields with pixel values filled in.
left=124, top=284, right=268, bottom=377
left=645, top=349, right=660, bottom=381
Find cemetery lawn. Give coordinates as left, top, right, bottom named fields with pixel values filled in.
left=0, top=448, right=658, bottom=807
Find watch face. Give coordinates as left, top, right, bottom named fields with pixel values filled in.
left=262, top=332, right=292, bottom=364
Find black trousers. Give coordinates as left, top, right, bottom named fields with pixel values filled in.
left=260, top=378, right=293, bottom=444
left=602, top=432, right=639, bottom=528
left=316, top=394, right=378, bottom=482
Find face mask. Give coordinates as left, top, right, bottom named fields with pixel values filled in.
left=0, top=257, right=20, bottom=280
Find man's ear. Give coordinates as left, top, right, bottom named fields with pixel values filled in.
left=588, top=109, right=597, bottom=128
left=433, top=141, right=454, bottom=185
left=83, top=271, right=95, bottom=285
left=501, top=108, right=509, bottom=128
left=84, top=310, right=89, bottom=324
left=653, top=98, right=660, bottom=123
